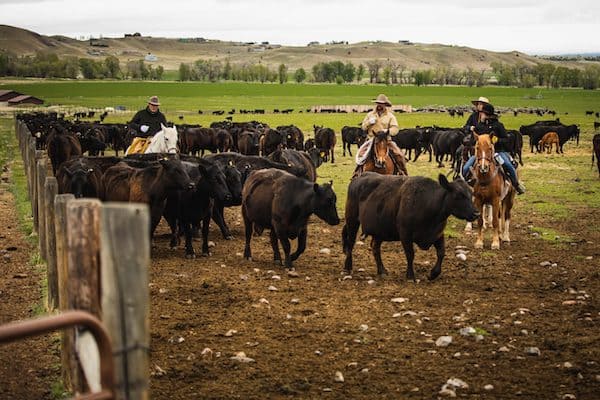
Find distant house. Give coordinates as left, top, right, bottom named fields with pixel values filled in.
left=144, top=53, right=158, bottom=62
left=308, top=41, right=320, bottom=47
left=0, top=90, right=22, bottom=102
left=8, top=95, right=44, bottom=106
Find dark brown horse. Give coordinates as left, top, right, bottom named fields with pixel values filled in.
left=363, top=131, right=408, bottom=176
left=471, top=133, right=515, bottom=249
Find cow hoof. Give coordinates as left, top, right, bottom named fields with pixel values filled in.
left=201, top=252, right=211, bottom=257
left=428, top=270, right=441, bottom=281
left=274, top=260, right=283, bottom=266
left=185, top=253, right=196, bottom=259
left=224, top=235, right=234, bottom=240
left=245, top=256, right=253, bottom=261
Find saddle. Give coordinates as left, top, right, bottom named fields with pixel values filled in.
left=352, top=138, right=404, bottom=178
left=125, top=137, right=151, bottom=155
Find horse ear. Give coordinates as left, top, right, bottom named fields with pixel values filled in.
left=472, top=133, right=479, bottom=141
left=161, top=123, right=166, bottom=130
left=438, top=174, right=452, bottom=192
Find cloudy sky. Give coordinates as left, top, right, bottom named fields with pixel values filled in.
left=1, top=0, right=598, bottom=54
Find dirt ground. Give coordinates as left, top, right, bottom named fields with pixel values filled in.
left=1, top=179, right=599, bottom=399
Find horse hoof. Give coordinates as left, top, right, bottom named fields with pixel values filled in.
left=491, top=242, right=500, bottom=250
left=474, top=241, right=484, bottom=249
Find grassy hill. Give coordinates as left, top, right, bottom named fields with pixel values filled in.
left=0, top=24, right=594, bottom=72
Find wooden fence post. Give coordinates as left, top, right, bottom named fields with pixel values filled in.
left=101, top=203, right=150, bottom=400
left=31, top=150, right=44, bottom=234
left=62, top=199, right=103, bottom=393
left=37, top=159, right=48, bottom=260
left=54, top=194, right=74, bottom=388
left=44, top=177, right=59, bottom=311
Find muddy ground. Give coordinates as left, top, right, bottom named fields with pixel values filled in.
left=1, top=187, right=599, bottom=399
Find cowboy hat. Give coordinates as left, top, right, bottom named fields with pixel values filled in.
left=148, top=96, right=160, bottom=106
left=481, top=103, right=498, bottom=117
left=372, top=94, right=392, bottom=107
left=471, top=96, right=489, bottom=105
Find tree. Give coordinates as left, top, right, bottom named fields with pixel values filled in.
left=580, top=65, right=600, bottom=90
left=366, top=60, right=382, bottom=83
left=179, top=63, right=192, bottom=81
left=342, top=62, right=355, bottom=82
left=356, top=64, right=365, bottom=82
left=278, top=63, right=288, bottom=84
left=104, top=55, right=121, bottom=79
left=382, top=65, right=391, bottom=85
left=222, top=60, right=233, bottom=80
left=294, top=68, right=306, bottom=83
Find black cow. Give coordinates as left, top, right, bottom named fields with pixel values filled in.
left=594, top=121, right=600, bottom=130
left=47, top=126, right=83, bottom=175
left=56, top=157, right=104, bottom=198
left=592, top=134, right=600, bottom=178
left=238, top=131, right=261, bottom=155
left=102, top=159, right=195, bottom=237
left=341, top=126, right=367, bottom=157
left=392, top=128, right=430, bottom=161
left=304, top=138, right=315, bottom=151
left=242, top=169, right=340, bottom=268
left=214, top=129, right=234, bottom=153
left=260, top=129, right=286, bottom=156
left=431, top=129, right=464, bottom=168
left=163, top=160, right=231, bottom=257
left=314, top=125, right=336, bottom=163
left=277, top=125, right=304, bottom=150
left=268, top=149, right=317, bottom=182
left=342, top=173, right=478, bottom=281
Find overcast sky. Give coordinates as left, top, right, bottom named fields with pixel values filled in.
left=1, top=0, right=598, bottom=54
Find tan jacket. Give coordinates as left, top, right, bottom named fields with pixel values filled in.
left=361, top=108, right=399, bottom=137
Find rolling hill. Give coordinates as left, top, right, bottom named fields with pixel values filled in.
left=0, top=24, right=594, bottom=72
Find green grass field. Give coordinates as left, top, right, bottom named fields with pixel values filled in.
left=1, top=80, right=599, bottom=238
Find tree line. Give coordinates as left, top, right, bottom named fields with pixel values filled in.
left=0, top=51, right=164, bottom=80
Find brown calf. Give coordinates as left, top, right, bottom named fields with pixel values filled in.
left=540, top=131, right=560, bottom=154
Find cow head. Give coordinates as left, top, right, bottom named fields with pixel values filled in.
left=64, top=167, right=94, bottom=198
left=223, top=164, right=243, bottom=205
left=312, top=181, right=340, bottom=226
left=307, top=148, right=323, bottom=169
left=439, top=174, right=478, bottom=222
left=159, top=159, right=194, bottom=191
left=197, top=161, right=232, bottom=203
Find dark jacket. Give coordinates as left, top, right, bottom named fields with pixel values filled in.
left=463, top=111, right=481, bottom=133
left=475, top=117, right=510, bottom=153
left=129, top=107, right=167, bottom=137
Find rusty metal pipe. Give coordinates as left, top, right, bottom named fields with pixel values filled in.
left=0, top=310, right=115, bottom=399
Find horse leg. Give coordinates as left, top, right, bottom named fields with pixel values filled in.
left=371, top=238, right=387, bottom=276
left=502, top=189, right=515, bottom=243
left=474, top=197, right=484, bottom=249
left=491, top=197, right=501, bottom=250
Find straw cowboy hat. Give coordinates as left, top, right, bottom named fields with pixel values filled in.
left=372, top=94, right=392, bottom=107
left=471, top=96, right=489, bottom=105
left=148, top=95, right=160, bottom=106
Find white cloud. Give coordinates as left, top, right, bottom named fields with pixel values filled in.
left=0, top=0, right=598, bottom=54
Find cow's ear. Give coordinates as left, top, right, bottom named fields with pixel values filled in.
left=329, top=180, right=334, bottom=190
left=313, top=183, right=320, bottom=193
left=228, top=160, right=234, bottom=166
left=87, top=168, right=94, bottom=174
left=64, top=168, right=74, bottom=177
left=197, top=163, right=208, bottom=176
left=438, top=174, right=452, bottom=192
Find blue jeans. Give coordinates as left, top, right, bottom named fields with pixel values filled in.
left=462, top=152, right=518, bottom=184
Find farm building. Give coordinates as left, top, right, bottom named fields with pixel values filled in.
left=0, top=90, right=22, bottom=102
left=144, top=53, right=158, bottom=62
left=8, top=95, right=44, bottom=106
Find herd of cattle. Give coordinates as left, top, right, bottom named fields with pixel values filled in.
left=15, top=111, right=590, bottom=278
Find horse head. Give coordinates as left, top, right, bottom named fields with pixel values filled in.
left=373, top=130, right=389, bottom=169
left=147, top=123, right=178, bottom=154
left=474, top=133, right=495, bottom=176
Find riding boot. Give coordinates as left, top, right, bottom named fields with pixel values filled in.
left=388, top=141, right=408, bottom=175
left=510, top=176, right=526, bottom=195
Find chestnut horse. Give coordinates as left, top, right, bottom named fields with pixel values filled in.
left=471, top=133, right=515, bottom=249
left=363, top=131, right=407, bottom=176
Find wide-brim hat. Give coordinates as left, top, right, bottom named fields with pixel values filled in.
left=372, top=94, right=392, bottom=107
left=148, top=96, right=160, bottom=106
left=471, top=96, right=490, bottom=105
left=481, top=103, right=497, bottom=117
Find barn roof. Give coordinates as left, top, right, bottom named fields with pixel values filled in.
left=8, top=94, right=44, bottom=104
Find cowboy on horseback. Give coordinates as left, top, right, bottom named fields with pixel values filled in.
left=126, top=95, right=168, bottom=154
left=355, top=94, right=407, bottom=174
left=462, top=103, right=526, bottom=194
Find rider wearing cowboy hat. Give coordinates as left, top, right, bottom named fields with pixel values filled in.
left=464, top=96, right=489, bottom=134
left=462, top=103, right=526, bottom=194
left=357, top=93, right=407, bottom=173
left=129, top=95, right=167, bottom=138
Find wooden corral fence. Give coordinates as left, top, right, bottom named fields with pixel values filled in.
left=310, top=104, right=413, bottom=113
left=9, top=118, right=150, bottom=400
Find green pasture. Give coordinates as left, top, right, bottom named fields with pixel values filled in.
left=1, top=80, right=599, bottom=240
